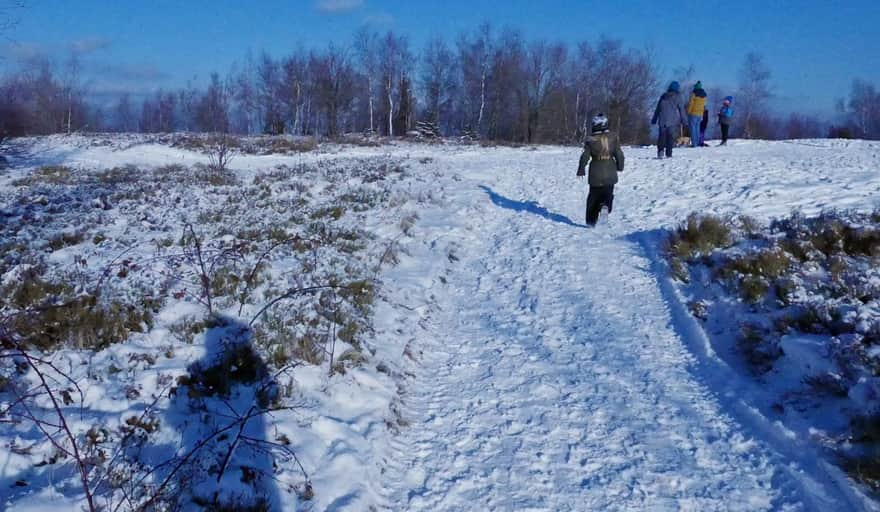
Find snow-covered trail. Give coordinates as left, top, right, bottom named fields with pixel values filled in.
left=382, top=142, right=880, bottom=511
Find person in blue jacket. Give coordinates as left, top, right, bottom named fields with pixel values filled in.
left=718, top=96, right=734, bottom=146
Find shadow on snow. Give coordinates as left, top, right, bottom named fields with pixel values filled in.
left=479, top=185, right=584, bottom=228
left=166, top=316, right=287, bottom=510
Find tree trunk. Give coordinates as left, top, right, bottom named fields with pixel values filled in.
left=367, top=76, right=374, bottom=134
left=387, top=78, right=394, bottom=136
left=478, top=68, right=486, bottom=137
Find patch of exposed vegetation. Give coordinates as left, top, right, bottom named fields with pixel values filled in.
left=667, top=209, right=880, bottom=493
left=2, top=265, right=157, bottom=351
left=11, top=165, right=77, bottom=186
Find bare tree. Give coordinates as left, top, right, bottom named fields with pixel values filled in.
left=280, top=49, right=309, bottom=135
left=195, top=73, right=230, bottom=133
left=353, top=27, right=379, bottom=135
left=785, top=113, right=824, bottom=139
left=177, top=80, right=199, bottom=132
left=312, top=44, right=355, bottom=137
left=738, top=52, right=772, bottom=139
left=456, top=24, right=493, bottom=137
left=420, top=35, right=456, bottom=130
left=0, top=20, right=678, bottom=144
left=571, top=41, right=599, bottom=139
left=524, top=40, right=567, bottom=142
left=377, top=31, right=411, bottom=136
left=672, top=64, right=697, bottom=98
left=256, top=51, right=284, bottom=134
left=114, top=93, right=133, bottom=132
left=845, top=79, right=880, bottom=139
left=140, top=90, right=176, bottom=133
left=230, top=50, right=259, bottom=134
left=484, top=27, right=526, bottom=141
left=62, top=52, right=81, bottom=133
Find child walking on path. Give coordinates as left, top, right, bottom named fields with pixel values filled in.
left=577, top=114, right=625, bottom=226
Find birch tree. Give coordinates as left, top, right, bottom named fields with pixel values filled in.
left=738, top=52, right=772, bottom=139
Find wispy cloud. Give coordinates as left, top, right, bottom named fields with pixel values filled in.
left=362, top=12, right=394, bottom=28
left=1, top=37, right=111, bottom=62
left=96, top=62, right=171, bottom=82
left=315, top=0, right=363, bottom=14
left=88, top=81, right=158, bottom=100
left=70, top=37, right=112, bottom=55
left=0, top=41, right=46, bottom=61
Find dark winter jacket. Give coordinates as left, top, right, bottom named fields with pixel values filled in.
left=577, top=130, right=625, bottom=186
left=652, top=91, right=687, bottom=128
left=700, top=108, right=709, bottom=131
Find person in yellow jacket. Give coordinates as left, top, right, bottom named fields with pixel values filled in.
left=686, top=81, right=708, bottom=147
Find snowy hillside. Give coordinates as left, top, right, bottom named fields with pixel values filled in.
left=2, top=135, right=880, bottom=511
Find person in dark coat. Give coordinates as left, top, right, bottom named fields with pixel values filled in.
left=577, top=113, right=625, bottom=226
left=699, top=107, right=709, bottom=146
left=651, top=81, right=687, bottom=158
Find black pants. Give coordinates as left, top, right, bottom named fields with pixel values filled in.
left=586, top=185, right=614, bottom=226
left=720, top=123, right=730, bottom=144
left=657, top=126, right=675, bottom=157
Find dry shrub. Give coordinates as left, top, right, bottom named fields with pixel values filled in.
left=310, top=205, right=345, bottom=221
left=331, top=349, right=367, bottom=375
left=12, top=165, right=76, bottom=186
left=242, top=136, right=318, bottom=155
left=720, top=247, right=792, bottom=280
left=207, top=134, right=237, bottom=171
left=842, top=227, right=880, bottom=257
left=336, top=134, right=382, bottom=147
left=337, top=280, right=375, bottom=316
left=47, top=231, right=86, bottom=251
left=738, top=215, right=763, bottom=239
left=8, top=294, right=154, bottom=351
left=253, top=312, right=324, bottom=366
left=737, top=324, right=782, bottom=373
left=3, top=267, right=157, bottom=351
left=399, top=213, right=419, bottom=235
left=740, top=275, right=769, bottom=304
left=667, top=213, right=733, bottom=260
left=94, top=165, right=141, bottom=186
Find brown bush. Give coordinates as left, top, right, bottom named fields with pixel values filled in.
left=667, top=213, right=733, bottom=260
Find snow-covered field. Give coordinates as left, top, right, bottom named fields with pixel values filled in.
left=2, top=135, right=880, bottom=511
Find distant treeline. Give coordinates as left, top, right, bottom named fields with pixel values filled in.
left=0, top=25, right=877, bottom=143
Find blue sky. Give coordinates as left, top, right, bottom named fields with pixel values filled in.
left=4, top=0, right=879, bottom=117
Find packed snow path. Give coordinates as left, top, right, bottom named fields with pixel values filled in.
left=382, top=142, right=880, bottom=511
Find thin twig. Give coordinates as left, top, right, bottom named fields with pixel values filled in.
left=20, top=348, right=97, bottom=512
left=215, top=405, right=255, bottom=483
left=248, top=285, right=347, bottom=327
